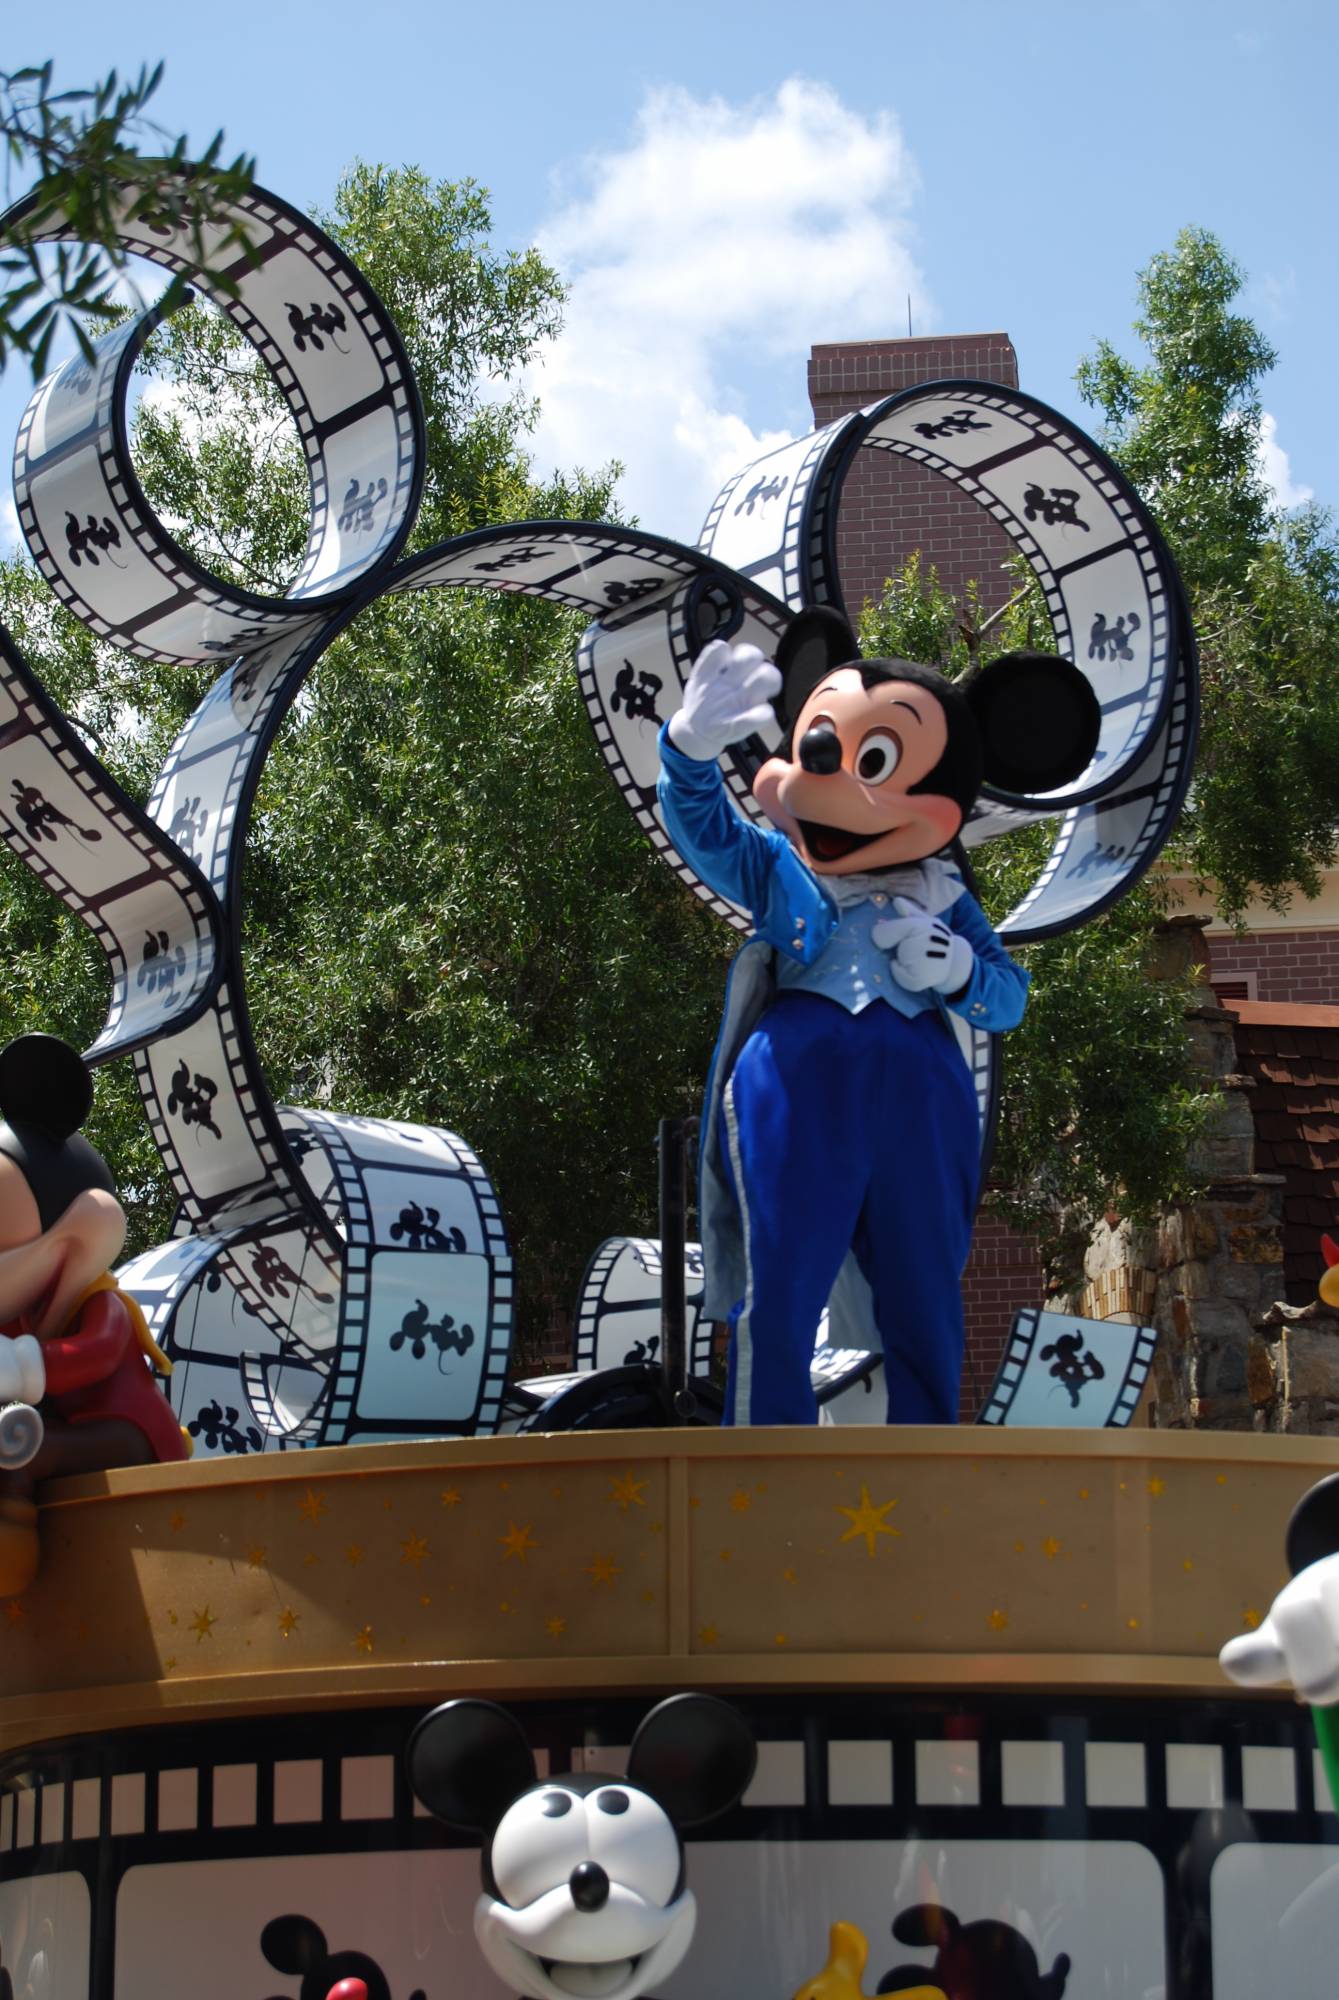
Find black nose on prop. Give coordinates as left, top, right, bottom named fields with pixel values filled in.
left=798, top=724, right=842, bottom=774
left=570, top=1861, right=611, bottom=1912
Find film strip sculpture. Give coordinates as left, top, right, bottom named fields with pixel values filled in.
left=0, top=172, right=1196, bottom=1447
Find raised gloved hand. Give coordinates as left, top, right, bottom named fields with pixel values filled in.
left=0, top=1334, right=44, bottom=1406
left=1220, top=1553, right=1339, bottom=1705
left=666, top=640, right=782, bottom=762
left=873, top=897, right=974, bottom=996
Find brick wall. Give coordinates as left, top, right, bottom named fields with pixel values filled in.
left=1210, top=929, right=1339, bottom=1006
left=808, top=334, right=1021, bottom=620
left=958, top=1208, right=1044, bottom=1419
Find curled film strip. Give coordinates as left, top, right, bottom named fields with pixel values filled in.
left=0, top=178, right=1197, bottom=1446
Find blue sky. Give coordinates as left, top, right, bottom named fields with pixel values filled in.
left=3, top=0, right=1335, bottom=545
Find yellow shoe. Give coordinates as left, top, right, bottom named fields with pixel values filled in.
left=0, top=1495, right=39, bottom=1596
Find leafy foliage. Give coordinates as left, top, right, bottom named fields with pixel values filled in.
left=1077, top=227, right=1339, bottom=921
left=0, top=61, right=255, bottom=378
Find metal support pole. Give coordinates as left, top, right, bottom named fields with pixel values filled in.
left=658, top=1117, right=696, bottom=1422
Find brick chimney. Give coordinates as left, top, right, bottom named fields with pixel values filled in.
left=808, top=333, right=1020, bottom=621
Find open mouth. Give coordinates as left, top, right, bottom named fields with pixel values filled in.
left=538, top=1955, right=641, bottom=1997
left=797, top=818, right=884, bottom=863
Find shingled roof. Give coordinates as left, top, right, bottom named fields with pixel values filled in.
left=1226, top=1000, right=1339, bottom=1303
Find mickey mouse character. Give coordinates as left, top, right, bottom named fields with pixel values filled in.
left=259, top=1913, right=424, bottom=2000
left=0, top=1032, right=188, bottom=1594
left=658, top=610, right=1099, bottom=1426
left=877, top=1904, right=1070, bottom=2000
left=406, top=1691, right=756, bottom=2000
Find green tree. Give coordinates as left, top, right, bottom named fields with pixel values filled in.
left=0, top=164, right=732, bottom=1354
left=1077, top=227, right=1339, bottom=921
left=1, top=61, right=255, bottom=377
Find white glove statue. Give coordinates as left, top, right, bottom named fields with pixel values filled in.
left=873, top=897, right=974, bottom=996
left=666, top=640, right=782, bottom=763
left=1220, top=1552, right=1339, bottom=1705
left=0, top=1334, right=44, bottom=1406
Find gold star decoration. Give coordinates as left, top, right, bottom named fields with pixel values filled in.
left=688, top=1496, right=702, bottom=1510
left=353, top=1625, right=375, bottom=1653
left=1148, top=1476, right=1166, bottom=1498
left=1183, top=1558, right=1195, bottom=1572
left=608, top=1470, right=647, bottom=1513
left=169, top=1511, right=186, bottom=1533
left=1041, top=1537, right=1062, bottom=1560
left=345, top=1543, right=365, bottom=1567
left=163, top=1655, right=177, bottom=1672
left=836, top=1484, right=900, bottom=1558
left=1216, top=1473, right=1228, bottom=1486
left=586, top=1553, right=621, bottom=1585
left=440, top=1487, right=462, bottom=1508
left=278, top=1607, right=300, bottom=1639
left=641, top=1589, right=655, bottom=1604
left=729, top=1488, right=752, bottom=1514
left=190, top=1606, right=217, bottom=1643
left=1242, top=1606, right=1261, bottom=1629
left=546, top=1616, right=566, bottom=1638
left=298, top=1487, right=326, bottom=1524
left=302, top=1552, right=320, bottom=1568
left=774, top=1632, right=788, bottom=1647
left=782, top=1567, right=798, bottom=1584
left=1013, top=1540, right=1026, bottom=1555
left=1127, top=1617, right=1140, bottom=1631
left=987, top=1608, right=1009, bottom=1632
left=719, top=1547, right=733, bottom=1563
left=699, top=1624, right=720, bottom=1646
left=246, top=1545, right=267, bottom=1570
left=1078, top=1487, right=1090, bottom=1501
left=420, top=1594, right=432, bottom=1608
left=400, top=1533, right=430, bottom=1568
left=500, top=1521, right=538, bottom=1563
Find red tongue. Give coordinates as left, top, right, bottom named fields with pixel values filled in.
left=327, top=1982, right=368, bottom=2000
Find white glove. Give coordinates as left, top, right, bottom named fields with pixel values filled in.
left=0, top=1338, right=40, bottom=1404
left=1220, top=1553, right=1339, bottom=1704
left=666, top=640, right=782, bottom=762
left=873, top=897, right=974, bottom=995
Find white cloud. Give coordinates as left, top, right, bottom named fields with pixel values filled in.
left=0, top=491, right=21, bottom=560
left=1258, top=411, right=1312, bottom=511
left=524, top=79, right=929, bottom=540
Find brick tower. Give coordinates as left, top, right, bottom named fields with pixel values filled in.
left=808, top=332, right=1020, bottom=620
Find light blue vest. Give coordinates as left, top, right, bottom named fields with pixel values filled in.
left=774, top=860, right=963, bottom=1017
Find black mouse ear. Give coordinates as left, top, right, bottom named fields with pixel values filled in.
left=0, top=1035, right=93, bottom=1139
left=406, top=1698, right=536, bottom=1832
left=1042, top=1951, right=1073, bottom=1999
left=625, top=1693, right=756, bottom=1829
left=773, top=607, right=860, bottom=728
left=260, top=1915, right=327, bottom=1974
left=1286, top=1474, right=1339, bottom=1576
left=965, top=651, right=1100, bottom=796
left=891, top=1904, right=960, bottom=1946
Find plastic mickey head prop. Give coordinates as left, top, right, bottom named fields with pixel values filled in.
left=751, top=608, right=1101, bottom=877
left=406, top=1692, right=756, bottom=2000
left=1220, top=1472, right=1339, bottom=1703
left=259, top=1913, right=422, bottom=2000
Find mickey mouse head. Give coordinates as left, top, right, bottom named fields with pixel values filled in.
left=406, top=1692, right=756, bottom=2000
left=260, top=1913, right=423, bottom=2000
left=877, top=1904, right=1070, bottom=2000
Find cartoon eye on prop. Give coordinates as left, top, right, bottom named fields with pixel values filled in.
left=0, top=172, right=1195, bottom=1433
left=855, top=728, right=901, bottom=784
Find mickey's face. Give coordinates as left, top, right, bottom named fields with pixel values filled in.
left=753, top=668, right=964, bottom=874
left=477, top=1778, right=694, bottom=2000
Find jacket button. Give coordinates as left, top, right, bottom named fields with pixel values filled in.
left=795, top=917, right=806, bottom=930
left=872, top=892, right=887, bottom=907
left=792, top=938, right=804, bottom=952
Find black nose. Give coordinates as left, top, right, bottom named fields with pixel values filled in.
left=798, top=724, right=842, bottom=774
left=570, top=1861, right=610, bottom=1912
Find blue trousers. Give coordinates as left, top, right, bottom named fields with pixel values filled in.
left=719, top=993, right=979, bottom=1425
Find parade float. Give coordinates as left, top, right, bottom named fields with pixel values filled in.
left=0, top=172, right=1334, bottom=2000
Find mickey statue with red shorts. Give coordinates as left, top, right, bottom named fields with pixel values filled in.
left=0, top=1032, right=188, bottom=1594
left=658, top=609, right=1100, bottom=1427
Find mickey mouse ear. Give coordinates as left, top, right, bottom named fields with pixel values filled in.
left=773, top=607, right=860, bottom=727
left=406, top=1698, right=536, bottom=1831
left=966, top=651, right=1101, bottom=797
left=0, top=1035, right=93, bottom=1139
left=1286, top=1473, right=1339, bottom=1577
left=625, top=1693, right=756, bottom=1828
